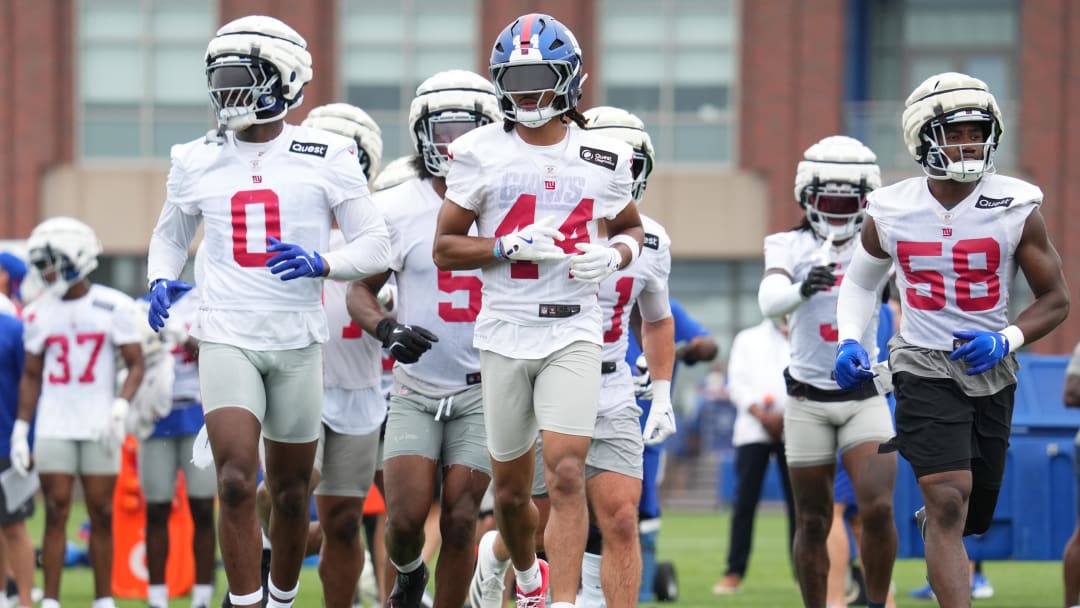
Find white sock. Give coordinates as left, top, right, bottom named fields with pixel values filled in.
left=91, top=598, right=116, bottom=608
left=40, top=600, right=60, bottom=608
left=551, top=603, right=575, bottom=608
left=148, top=584, right=168, bottom=606
left=261, top=530, right=272, bottom=550
left=191, top=584, right=213, bottom=607
left=514, top=560, right=541, bottom=593
left=267, top=578, right=298, bottom=607
left=580, top=551, right=604, bottom=606
left=265, top=600, right=292, bottom=608
left=391, top=555, right=424, bottom=574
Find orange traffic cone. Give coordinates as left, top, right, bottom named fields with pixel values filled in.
left=112, top=435, right=196, bottom=599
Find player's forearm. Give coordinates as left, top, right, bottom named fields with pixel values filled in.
left=16, top=373, right=40, bottom=423
left=642, top=315, right=675, bottom=383
left=432, top=234, right=500, bottom=270
left=327, top=198, right=393, bottom=280
left=609, top=226, right=644, bottom=269
left=346, top=278, right=390, bottom=335
left=147, top=204, right=199, bottom=283
left=837, top=244, right=892, bottom=342
left=759, top=272, right=804, bottom=318
left=118, top=356, right=144, bottom=402
left=1009, top=285, right=1070, bottom=347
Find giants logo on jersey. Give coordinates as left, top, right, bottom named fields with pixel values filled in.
left=499, top=173, right=585, bottom=205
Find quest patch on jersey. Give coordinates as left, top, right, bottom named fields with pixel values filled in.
left=289, top=141, right=328, bottom=158
left=975, top=195, right=1013, bottom=209
left=643, top=233, right=660, bottom=250
left=579, top=146, right=618, bottom=170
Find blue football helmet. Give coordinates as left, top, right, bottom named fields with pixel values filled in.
left=489, top=13, right=585, bottom=128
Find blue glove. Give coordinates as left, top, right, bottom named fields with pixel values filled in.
left=950, top=330, right=1010, bottom=375
left=266, top=237, right=326, bottom=281
left=834, top=339, right=874, bottom=389
left=147, top=279, right=193, bottom=332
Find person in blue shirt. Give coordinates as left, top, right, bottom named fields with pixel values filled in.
left=627, top=297, right=717, bottom=602
left=0, top=301, right=36, bottom=608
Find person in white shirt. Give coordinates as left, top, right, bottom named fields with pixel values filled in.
left=347, top=69, right=500, bottom=608
left=13, top=217, right=144, bottom=608
left=758, top=135, right=897, bottom=608
left=301, top=102, right=388, bottom=608
left=834, top=72, right=1068, bottom=606
left=713, top=318, right=795, bottom=595
left=432, top=14, right=643, bottom=608
left=144, top=16, right=391, bottom=608
left=469, top=106, right=676, bottom=608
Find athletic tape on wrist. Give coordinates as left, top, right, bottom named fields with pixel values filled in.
left=608, top=233, right=640, bottom=268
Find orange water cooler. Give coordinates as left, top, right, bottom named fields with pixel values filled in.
left=112, top=436, right=196, bottom=599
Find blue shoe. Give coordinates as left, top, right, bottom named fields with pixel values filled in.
left=972, top=572, right=994, bottom=599
left=909, top=583, right=935, bottom=600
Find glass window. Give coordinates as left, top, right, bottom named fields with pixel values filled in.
left=79, top=0, right=215, bottom=158
left=341, top=0, right=478, bottom=166
left=599, top=0, right=738, bottom=164
left=853, top=0, right=1018, bottom=171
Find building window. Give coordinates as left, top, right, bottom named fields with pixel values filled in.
left=598, top=0, right=738, bottom=164
left=79, top=0, right=215, bottom=159
left=340, top=0, right=478, bottom=166
left=846, top=0, right=1018, bottom=171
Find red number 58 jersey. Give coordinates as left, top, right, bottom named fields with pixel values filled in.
left=868, top=173, right=1041, bottom=351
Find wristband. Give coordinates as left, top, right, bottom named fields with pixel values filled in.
left=608, top=234, right=640, bottom=269
left=493, top=238, right=508, bottom=261
left=1000, top=324, right=1025, bottom=352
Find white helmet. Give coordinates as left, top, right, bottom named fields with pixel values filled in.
left=303, top=104, right=383, bottom=180
left=205, top=15, right=313, bottom=132
left=371, top=156, right=419, bottom=193
left=409, top=70, right=501, bottom=177
left=794, top=136, right=881, bottom=242
left=902, top=72, right=1003, bottom=183
left=25, top=217, right=102, bottom=300
left=583, top=106, right=655, bottom=203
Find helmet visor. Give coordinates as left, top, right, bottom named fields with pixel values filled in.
left=813, top=194, right=863, bottom=216
left=496, top=63, right=561, bottom=93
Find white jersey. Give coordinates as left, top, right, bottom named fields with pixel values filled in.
left=764, top=229, right=881, bottom=390
left=445, top=123, right=635, bottom=359
left=321, top=230, right=385, bottom=433
left=152, top=124, right=380, bottom=351
left=23, top=285, right=140, bottom=440
left=869, top=174, right=1040, bottom=351
left=597, top=215, right=671, bottom=416
left=165, top=289, right=200, bottom=402
left=380, top=178, right=482, bottom=395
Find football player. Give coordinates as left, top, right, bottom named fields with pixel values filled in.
left=145, top=15, right=391, bottom=608
left=347, top=69, right=500, bottom=608
left=13, top=218, right=144, bottom=608
left=834, top=72, right=1069, bottom=607
left=432, top=13, right=644, bottom=606
left=758, top=135, right=896, bottom=608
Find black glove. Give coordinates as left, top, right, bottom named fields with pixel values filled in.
left=800, top=264, right=838, bottom=298
left=375, top=319, right=439, bottom=364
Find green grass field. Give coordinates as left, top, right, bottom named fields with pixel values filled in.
left=23, top=504, right=1065, bottom=607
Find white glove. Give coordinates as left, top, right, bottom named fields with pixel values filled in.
left=633, top=354, right=653, bottom=400
left=9, top=420, right=30, bottom=476
left=569, top=243, right=622, bottom=283
left=191, top=424, right=214, bottom=470
left=377, top=283, right=398, bottom=315
left=642, top=380, right=676, bottom=446
left=496, top=216, right=568, bottom=262
left=102, top=398, right=129, bottom=452
left=633, top=370, right=654, bottom=400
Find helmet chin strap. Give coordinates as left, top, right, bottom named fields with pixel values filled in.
left=217, top=107, right=258, bottom=132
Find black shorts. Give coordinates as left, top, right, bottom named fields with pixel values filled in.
left=882, top=372, right=1014, bottom=481
left=0, top=460, right=35, bottom=525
